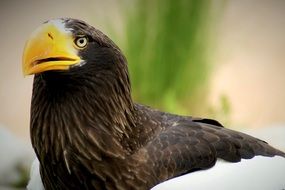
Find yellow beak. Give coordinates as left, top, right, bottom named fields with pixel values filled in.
left=22, top=21, right=81, bottom=75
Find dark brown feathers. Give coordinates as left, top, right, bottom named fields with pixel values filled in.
left=30, top=18, right=285, bottom=190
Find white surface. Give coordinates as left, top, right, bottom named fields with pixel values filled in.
left=27, top=159, right=44, bottom=190
left=152, top=156, right=285, bottom=190
left=0, top=125, right=33, bottom=186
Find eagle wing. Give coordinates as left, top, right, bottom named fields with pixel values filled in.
left=136, top=110, right=285, bottom=186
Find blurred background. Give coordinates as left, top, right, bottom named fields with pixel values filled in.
left=0, top=0, right=284, bottom=189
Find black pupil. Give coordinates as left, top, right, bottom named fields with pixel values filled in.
left=79, top=38, right=85, bottom=45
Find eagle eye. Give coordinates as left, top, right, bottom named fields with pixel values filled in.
left=74, top=36, right=88, bottom=48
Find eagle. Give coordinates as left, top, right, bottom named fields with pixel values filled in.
left=23, top=18, right=285, bottom=190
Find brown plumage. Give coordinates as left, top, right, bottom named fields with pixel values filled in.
left=25, top=18, right=285, bottom=190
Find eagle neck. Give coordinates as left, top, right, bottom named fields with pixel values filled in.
left=30, top=72, right=136, bottom=166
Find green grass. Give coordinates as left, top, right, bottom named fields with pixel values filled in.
left=121, top=0, right=223, bottom=114
left=118, top=0, right=225, bottom=116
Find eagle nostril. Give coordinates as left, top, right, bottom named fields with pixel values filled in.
left=48, top=33, right=54, bottom=40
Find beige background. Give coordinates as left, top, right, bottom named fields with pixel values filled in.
left=0, top=0, right=285, bottom=143
left=210, top=0, right=285, bottom=129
